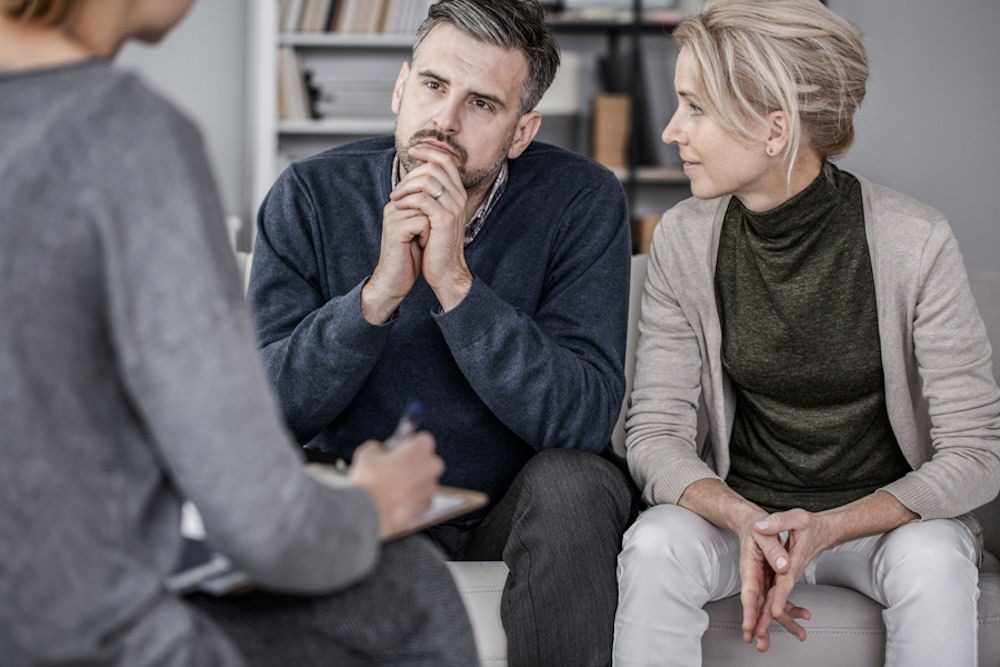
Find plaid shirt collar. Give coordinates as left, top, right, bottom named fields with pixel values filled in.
left=391, top=154, right=508, bottom=247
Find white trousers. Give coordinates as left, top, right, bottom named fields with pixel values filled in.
left=613, top=504, right=981, bottom=667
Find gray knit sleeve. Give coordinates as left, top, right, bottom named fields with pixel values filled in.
left=97, top=77, right=381, bottom=592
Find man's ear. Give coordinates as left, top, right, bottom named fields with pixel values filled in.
left=391, top=61, right=410, bottom=115
left=506, top=111, right=542, bottom=159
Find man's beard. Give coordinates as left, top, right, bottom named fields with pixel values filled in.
left=397, top=128, right=514, bottom=193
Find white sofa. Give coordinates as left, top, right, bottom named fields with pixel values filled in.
left=446, top=256, right=1000, bottom=667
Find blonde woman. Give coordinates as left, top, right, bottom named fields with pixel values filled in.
left=613, top=1, right=1000, bottom=665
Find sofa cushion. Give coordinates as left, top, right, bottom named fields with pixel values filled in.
left=446, top=561, right=508, bottom=666
left=703, top=586, right=886, bottom=665
left=703, top=575, right=1000, bottom=665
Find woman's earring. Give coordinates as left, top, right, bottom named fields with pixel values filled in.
left=767, top=146, right=776, bottom=155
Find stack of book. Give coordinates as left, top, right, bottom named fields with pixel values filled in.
left=277, top=48, right=405, bottom=122
left=279, top=0, right=435, bottom=35
left=307, top=52, right=404, bottom=120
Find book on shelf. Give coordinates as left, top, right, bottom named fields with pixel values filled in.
left=381, top=0, right=408, bottom=33
left=279, top=0, right=306, bottom=32
left=277, top=46, right=311, bottom=121
left=373, top=0, right=434, bottom=34
left=300, top=0, right=333, bottom=32
left=279, top=0, right=433, bottom=35
left=275, top=34, right=407, bottom=123
left=301, top=51, right=402, bottom=120
left=353, top=0, right=388, bottom=33
left=333, top=0, right=362, bottom=31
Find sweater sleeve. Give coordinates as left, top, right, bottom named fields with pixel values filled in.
left=100, top=87, right=380, bottom=593
left=431, top=172, right=631, bottom=453
left=250, top=168, right=394, bottom=444
left=879, top=218, right=1000, bottom=519
left=624, top=212, right=723, bottom=505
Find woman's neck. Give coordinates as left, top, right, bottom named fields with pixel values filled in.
left=0, top=6, right=123, bottom=72
left=0, top=18, right=83, bottom=70
left=736, top=149, right=824, bottom=214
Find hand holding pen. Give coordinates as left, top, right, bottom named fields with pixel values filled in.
left=348, top=401, right=443, bottom=538
left=383, top=401, right=424, bottom=450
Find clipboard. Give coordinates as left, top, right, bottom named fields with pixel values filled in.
left=390, top=485, right=488, bottom=537
left=305, top=463, right=488, bottom=539
left=169, top=469, right=487, bottom=596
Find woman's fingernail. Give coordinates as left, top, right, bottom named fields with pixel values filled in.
left=755, top=519, right=769, bottom=530
left=776, top=557, right=788, bottom=569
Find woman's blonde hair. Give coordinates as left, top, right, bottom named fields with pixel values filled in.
left=674, top=0, right=868, bottom=175
left=1, top=0, right=78, bottom=27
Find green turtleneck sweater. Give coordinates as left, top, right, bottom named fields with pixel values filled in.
left=715, top=164, right=911, bottom=513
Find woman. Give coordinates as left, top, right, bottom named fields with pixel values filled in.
left=0, top=1, right=475, bottom=665
left=613, top=1, right=1000, bottom=665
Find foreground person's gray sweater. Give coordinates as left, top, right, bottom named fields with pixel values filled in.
left=0, top=60, right=384, bottom=665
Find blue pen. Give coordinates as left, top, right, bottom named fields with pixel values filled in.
left=383, top=401, right=423, bottom=450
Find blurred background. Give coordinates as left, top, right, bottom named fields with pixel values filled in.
left=119, top=0, right=1000, bottom=271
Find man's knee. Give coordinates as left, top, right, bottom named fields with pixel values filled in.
left=515, top=448, right=636, bottom=520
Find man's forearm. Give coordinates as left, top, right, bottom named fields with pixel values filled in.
left=259, top=289, right=390, bottom=443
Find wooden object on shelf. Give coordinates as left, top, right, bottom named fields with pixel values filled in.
left=632, top=213, right=661, bottom=255
left=591, top=93, right=631, bottom=169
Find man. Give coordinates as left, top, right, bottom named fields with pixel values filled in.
left=250, top=1, right=637, bottom=664
left=0, top=1, right=476, bottom=665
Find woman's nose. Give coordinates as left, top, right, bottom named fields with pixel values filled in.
left=661, top=108, right=683, bottom=145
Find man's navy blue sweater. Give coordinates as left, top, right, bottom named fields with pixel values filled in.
left=250, top=136, right=631, bottom=504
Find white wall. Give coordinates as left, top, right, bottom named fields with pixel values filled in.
left=119, top=0, right=999, bottom=270
left=117, top=0, right=249, bottom=244
left=829, top=0, right=1000, bottom=271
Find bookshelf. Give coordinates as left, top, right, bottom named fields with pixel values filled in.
left=248, top=0, right=693, bottom=251
left=248, top=1, right=429, bottom=215
left=547, top=2, right=691, bottom=249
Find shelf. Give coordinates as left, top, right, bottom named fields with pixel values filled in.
left=546, top=9, right=682, bottom=32
left=278, top=118, right=395, bottom=135
left=278, top=32, right=414, bottom=48
left=279, top=17, right=678, bottom=45
left=610, top=166, right=687, bottom=185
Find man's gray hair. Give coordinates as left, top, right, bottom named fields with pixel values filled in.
left=414, top=0, right=561, bottom=115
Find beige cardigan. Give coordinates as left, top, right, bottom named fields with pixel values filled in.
left=625, top=176, right=1000, bottom=520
